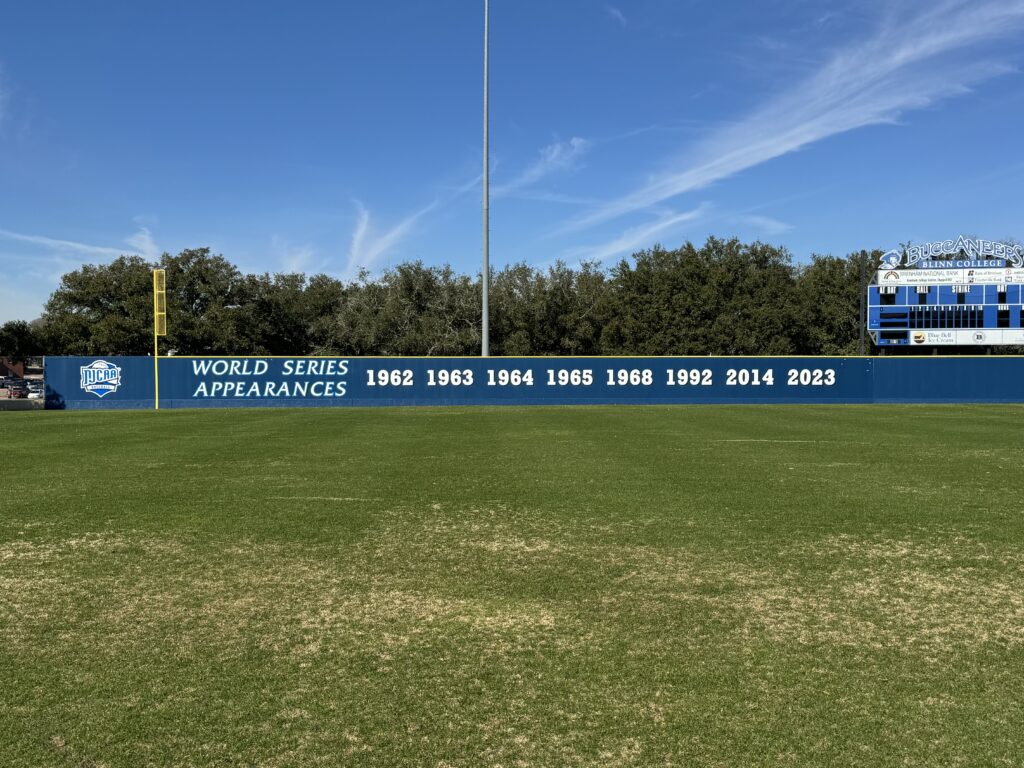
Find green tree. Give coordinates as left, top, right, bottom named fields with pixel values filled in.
left=490, top=261, right=609, bottom=356
left=601, top=242, right=717, bottom=354
left=554, top=260, right=609, bottom=355
left=304, top=274, right=347, bottom=352
left=703, top=239, right=800, bottom=355
left=0, top=320, right=41, bottom=363
left=317, top=263, right=479, bottom=356
left=23, top=237, right=908, bottom=358
left=161, top=248, right=252, bottom=355
left=243, top=272, right=344, bottom=355
left=491, top=263, right=545, bottom=355
left=793, top=252, right=877, bottom=355
left=600, top=238, right=800, bottom=355
left=42, top=255, right=154, bottom=355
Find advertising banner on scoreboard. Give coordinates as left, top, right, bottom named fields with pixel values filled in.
left=876, top=267, right=1024, bottom=286
left=909, top=330, right=1024, bottom=346
left=43, top=355, right=1024, bottom=409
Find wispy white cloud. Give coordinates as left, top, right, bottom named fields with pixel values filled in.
left=0, top=277, right=50, bottom=324
left=0, top=64, right=8, bottom=125
left=736, top=215, right=792, bottom=236
left=0, top=246, right=116, bottom=314
left=0, top=224, right=165, bottom=322
left=339, top=136, right=587, bottom=278
left=754, top=35, right=790, bottom=53
left=133, top=213, right=160, bottom=228
left=125, top=227, right=161, bottom=259
left=606, top=5, right=627, bottom=27
left=597, top=119, right=713, bottom=142
left=563, top=204, right=710, bottom=264
left=493, top=137, right=590, bottom=198
left=446, top=173, right=485, bottom=196
left=343, top=199, right=440, bottom=279
left=341, top=166, right=487, bottom=279
left=501, top=189, right=600, bottom=206
left=348, top=202, right=370, bottom=268
left=563, top=0, right=1024, bottom=233
left=0, top=228, right=126, bottom=258
left=272, top=236, right=318, bottom=273
left=0, top=225, right=163, bottom=261
left=340, top=135, right=590, bottom=278
left=814, top=11, right=840, bottom=29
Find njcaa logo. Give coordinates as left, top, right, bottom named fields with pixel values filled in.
left=80, top=360, right=122, bottom=398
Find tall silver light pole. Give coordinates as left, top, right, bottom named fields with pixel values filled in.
left=482, top=0, right=491, bottom=357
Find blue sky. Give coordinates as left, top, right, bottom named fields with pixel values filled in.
left=2, top=0, right=1023, bottom=323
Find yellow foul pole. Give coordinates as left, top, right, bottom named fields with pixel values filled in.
left=153, top=269, right=166, bottom=411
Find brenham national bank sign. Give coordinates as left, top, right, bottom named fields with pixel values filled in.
left=880, top=236, right=1024, bottom=270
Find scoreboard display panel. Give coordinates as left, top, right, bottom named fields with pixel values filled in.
left=867, top=237, right=1024, bottom=347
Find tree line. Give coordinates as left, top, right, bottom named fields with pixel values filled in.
left=1, top=238, right=878, bottom=359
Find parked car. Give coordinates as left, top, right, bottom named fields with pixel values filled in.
left=7, top=382, right=29, bottom=398
left=27, top=389, right=43, bottom=400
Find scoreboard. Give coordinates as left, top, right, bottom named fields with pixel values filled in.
left=867, top=237, right=1024, bottom=347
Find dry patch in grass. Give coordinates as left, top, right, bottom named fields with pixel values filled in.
left=602, top=534, right=1024, bottom=651
left=4, top=523, right=1023, bottom=670
left=0, top=532, right=134, bottom=562
left=0, top=525, right=570, bottom=664
left=3, top=520, right=1024, bottom=768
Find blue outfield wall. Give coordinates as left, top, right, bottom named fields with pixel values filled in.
left=43, top=356, right=1024, bottom=410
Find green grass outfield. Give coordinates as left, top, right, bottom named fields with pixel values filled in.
left=2, top=405, right=1023, bottom=767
